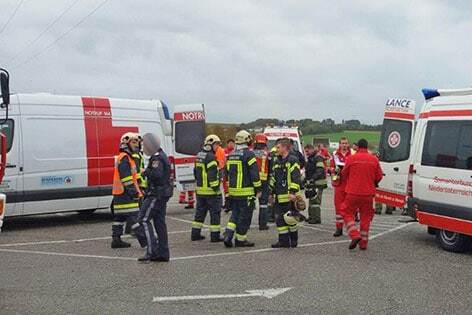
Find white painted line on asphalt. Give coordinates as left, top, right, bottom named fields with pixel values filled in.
left=369, top=222, right=412, bottom=240
left=0, top=230, right=192, bottom=247
left=298, top=224, right=333, bottom=233
left=0, top=248, right=137, bottom=261
left=153, top=287, right=292, bottom=302
left=0, top=222, right=414, bottom=262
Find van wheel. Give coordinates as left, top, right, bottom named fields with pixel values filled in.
left=78, top=209, right=97, bottom=215
left=436, top=229, right=472, bottom=253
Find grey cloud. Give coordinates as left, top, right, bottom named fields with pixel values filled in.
left=1, top=0, right=472, bottom=123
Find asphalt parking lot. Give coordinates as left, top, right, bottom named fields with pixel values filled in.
left=1, top=189, right=471, bottom=315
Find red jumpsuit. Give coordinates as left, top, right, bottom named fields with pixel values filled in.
left=331, top=149, right=351, bottom=230
left=341, top=148, right=383, bottom=249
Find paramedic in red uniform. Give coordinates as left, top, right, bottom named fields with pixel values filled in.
left=341, top=139, right=383, bottom=250
left=330, top=137, right=351, bottom=237
left=223, top=139, right=235, bottom=212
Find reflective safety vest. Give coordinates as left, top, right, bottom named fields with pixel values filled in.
left=227, top=148, right=262, bottom=198
left=112, top=152, right=143, bottom=211
left=270, top=155, right=302, bottom=203
left=194, top=150, right=221, bottom=196
left=253, top=148, right=269, bottom=181
left=132, top=152, right=147, bottom=189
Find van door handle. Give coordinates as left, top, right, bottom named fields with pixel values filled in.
left=6, top=164, right=16, bottom=168
left=393, top=167, right=399, bottom=172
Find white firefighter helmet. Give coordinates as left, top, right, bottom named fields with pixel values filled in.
left=120, top=132, right=140, bottom=144
left=283, top=212, right=299, bottom=226
left=235, top=130, right=252, bottom=145
left=142, top=133, right=161, bottom=156
left=204, top=134, right=221, bottom=146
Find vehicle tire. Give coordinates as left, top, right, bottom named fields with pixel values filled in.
left=436, top=229, right=472, bottom=253
left=77, top=209, right=97, bottom=215
left=427, top=226, right=437, bottom=235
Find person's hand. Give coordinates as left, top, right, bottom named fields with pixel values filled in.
left=268, top=194, right=274, bottom=205
left=256, top=192, right=262, bottom=199
left=289, top=194, right=297, bottom=202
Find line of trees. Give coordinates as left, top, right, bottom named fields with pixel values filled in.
left=240, top=118, right=382, bottom=135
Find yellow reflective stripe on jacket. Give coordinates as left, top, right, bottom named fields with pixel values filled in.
left=196, top=187, right=220, bottom=195
left=121, top=176, right=133, bottom=183
left=277, top=194, right=290, bottom=203
left=227, top=160, right=243, bottom=189
left=277, top=226, right=289, bottom=234
left=207, top=160, right=218, bottom=169
left=289, top=182, right=300, bottom=190
left=209, top=180, right=220, bottom=188
left=316, top=161, right=325, bottom=168
left=247, top=157, right=257, bottom=166
left=229, top=187, right=255, bottom=196
left=114, top=202, right=139, bottom=210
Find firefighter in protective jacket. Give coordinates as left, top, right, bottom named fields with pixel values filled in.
left=191, top=134, right=224, bottom=242
left=269, top=138, right=302, bottom=248
left=224, top=130, right=262, bottom=248
left=111, top=132, right=143, bottom=248
left=304, top=144, right=327, bottom=224
left=253, top=133, right=270, bottom=230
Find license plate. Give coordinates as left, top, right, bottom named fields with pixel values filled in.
left=183, top=183, right=195, bottom=191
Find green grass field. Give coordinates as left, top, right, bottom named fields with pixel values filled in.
left=302, top=130, right=380, bottom=149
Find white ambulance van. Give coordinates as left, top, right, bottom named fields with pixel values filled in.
left=0, top=93, right=204, bottom=222
left=408, top=88, right=472, bottom=252
left=376, top=98, right=416, bottom=209
left=171, top=104, right=206, bottom=193
left=263, top=126, right=304, bottom=155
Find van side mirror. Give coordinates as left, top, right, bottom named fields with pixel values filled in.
left=0, top=69, right=10, bottom=108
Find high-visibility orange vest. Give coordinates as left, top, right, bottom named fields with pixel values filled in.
left=112, top=152, right=143, bottom=198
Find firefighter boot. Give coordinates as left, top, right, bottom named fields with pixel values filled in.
left=272, top=234, right=290, bottom=248
left=210, top=232, right=224, bottom=243
left=224, top=230, right=234, bottom=248
left=111, top=236, right=131, bottom=248
left=191, top=228, right=206, bottom=241
left=289, top=231, right=298, bottom=248
left=333, top=228, right=343, bottom=237
left=111, top=224, right=131, bottom=248
left=235, top=240, right=255, bottom=247
left=307, top=200, right=321, bottom=224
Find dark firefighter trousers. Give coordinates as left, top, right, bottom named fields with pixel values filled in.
left=192, top=196, right=222, bottom=241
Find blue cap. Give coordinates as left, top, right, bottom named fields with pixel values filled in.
left=422, top=88, right=440, bottom=100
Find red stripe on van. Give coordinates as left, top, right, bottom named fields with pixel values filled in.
left=82, top=97, right=138, bottom=186
left=375, top=189, right=406, bottom=207
left=174, top=157, right=196, bottom=165
left=419, top=109, right=472, bottom=119
left=384, top=112, right=415, bottom=120
left=416, top=211, right=472, bottom=236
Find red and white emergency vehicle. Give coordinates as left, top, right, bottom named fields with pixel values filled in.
left=407, top=88, right=472, bottom=252
left=263, top=126, right=304, bottom=155
left=376, top=98, right=416, bottom=209
left=0, top=93, right=204, bottom=223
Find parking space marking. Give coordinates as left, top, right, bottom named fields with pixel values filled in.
left=0, top=229, right=192, bottom=247
left=0, top=223, right=414, bottom=262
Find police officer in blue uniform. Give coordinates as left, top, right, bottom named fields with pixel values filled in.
left=133, top=133, right=173, bottom=262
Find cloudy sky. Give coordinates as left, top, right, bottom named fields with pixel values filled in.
left=1, top=0, right=471, bottom=123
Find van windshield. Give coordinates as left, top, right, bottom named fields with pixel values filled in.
left=379, top=119, right=412, bottom=163
left=174, top=120, right=205, bottom=156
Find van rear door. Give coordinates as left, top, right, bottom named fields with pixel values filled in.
left=172, top=104, right=205, bottom=191
left=376, top=98, right=416, bottom=208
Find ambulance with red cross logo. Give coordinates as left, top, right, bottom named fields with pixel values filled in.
left=0, top=93, right=205, bottom=221
left=376, top=98, right=416, bottom=209
left=407, top=88, right=472, bottom=252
